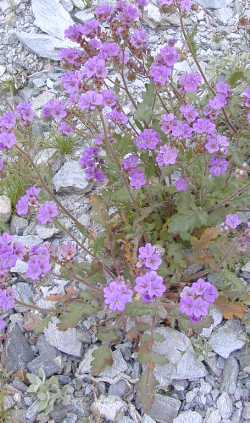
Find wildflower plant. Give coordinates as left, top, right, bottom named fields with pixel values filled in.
left=0, top=0, right=250, bottom=411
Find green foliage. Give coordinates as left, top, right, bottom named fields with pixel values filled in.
left=135, top=84, right=156, bottom=125
left=91, top=346, right=113, bottom=375
left=52, top=135, right=75, bottom=156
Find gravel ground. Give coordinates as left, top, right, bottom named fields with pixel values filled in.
left=0, top=0, right=250, bottom=422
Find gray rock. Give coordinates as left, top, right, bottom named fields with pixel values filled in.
left=243, top=403, right=250, bottom=419
left=242, top=261, right=250, bottom=272
left=222, top=356, right=239, bottom=395
left=145, top=4, right=161, bottom=27
left=71, top=0, right=85, bottom=8
left=153, top=327, right=207, bottom=386
left=201, top=306, right=223, bottom=338
left=14, top=283, right=33, bottom=311
left=148, top=394, right=181, bottom=423
left=209, top=321, right=246, bottom=358
left=173, top=411, right=202, bottom=423
left=26, top=399, right=40, bottom=422
left=197, top=0, right=229, bottom=8
left=205, top=409, right=221, bottom=423
left=15, top=31, right=75, bottom=60
left=4, top=324, right=34, bottom=373
left=0, top=195, right=11, bottom=223
left=14, top=235, right=42, bottom=248
left=74, top=10, right=95, bottom=22
left=231, top=409, right=242, bottom=423
left=91, top=395, right=127, bottom=422
left=205, top=353, right=222, bottom=377
left=32, top=0, right=74, bottom=40
left=78, top=347, right=128, bottom=379
left=35, top=224, right=60, bottom=239
left=60, top=0, right=73, bottom=11
left=11, top=259, right=28, bottom=274
left=10, top=215, right=28, bottom=235
left=27, top=336, right=62, bottom=377
left=108, top=380, right=131, bottom=398
left=217, top=392, right=233, bottom=419
left=216, top=7, right=233, bottom=24
left=142, top=416, right=156, bottom=423
left=53, top=160, right=88, bottom=193
left=44, top=317, right=82, bottom=357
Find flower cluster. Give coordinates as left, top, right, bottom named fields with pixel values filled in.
left=150, top=43, right=179, bottom=86
left=104, top=278, right=133, bottom=312
left=26, top=245, right=51, bottom=281
left=17, top=187, right=58, bottom=225
left=180, top=279, right=218, bottom=323
left=80, top=145, right=106, bottom=183
left=122, top=154, right=147, bottom=190
left=0, top=288, right=15, bottom=331
left=224, top=214, right=241, bottom=230
left=0, top=233, right=25, bottom=281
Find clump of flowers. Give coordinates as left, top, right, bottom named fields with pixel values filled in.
left=180, top=279, right=218, bottom=323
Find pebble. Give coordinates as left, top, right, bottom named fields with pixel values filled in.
left=0, top=195, right=12, bottom=223
left=209, top=320, right=246, bottom=358
left=222, top=356, right=239, bottom=395
left=53, top=160, right=89, bottom=193
left=148, top=394, right=181, bottom=423
left=217, top=392, right=233, bottom=419
left=44, top=317, right=82, bottom=357
left=4, top=324, right=34, bottom=373
left=91, top=395, right=127, bottom=422
left=10, top=215, right=28, bottom=235
left=173, top=410, right=202, bottom=423
left=205, top=409, right=222, bottom=423
left=243, top=403, right=250, bottom=419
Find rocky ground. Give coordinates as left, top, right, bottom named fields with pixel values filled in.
left=0, top=0, right=250, bottom=422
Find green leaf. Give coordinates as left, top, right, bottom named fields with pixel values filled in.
left=58, top=301, right=98, bottom=330
left=135, top=83, right=156, bottom=124
left=169, top=208, right=208, bottom=240
left=91, top=346, right=113, bottom=376
left=228, top=70, right=245, bottom=87
left=97, top=327, right=121, bottom=343
left=126, top=301, right=155, bottom=317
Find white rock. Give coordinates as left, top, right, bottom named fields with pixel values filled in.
left=60, top=0, right=73, bottom=11
left=242, top=261, right=250, bottom=272
left=217, top=392, right=233, bottom=419
left=0, top=65, right=6, bottom=77
left=53, top=160, right=89, bottom=193
left=201, top=306, right=223, bottom=337
left=35, top=224, right=60, bottom=239
left=14, top=235, right=42, bottom=248
left=35, top=148, right=57, bottom=165
left=0, top=195, right=11, bottom=223
left=44, top=317, right=82, bottom=357
left=92, top=395, right=127, bottom=422
left=216, top=7, right=233, bottom=24
left=11, top=259, right=28, bottom=274
left=153, top=327, right=207, bottom=386
left=142, top=416, right=156, bottom=423
left=205, top=409, right=221, bottom=423
left=197, top=0, right=230, bottom=8
left=32, top=0, right=74, bottom=40
left=15, top=31, right=75, bottom=60
left=209, top=320, right=246, bottom=358
left=174, top=411, right=202, bottom=423
left=71, top=0, right=85, bottom=8
left=74, top=10, right=95, bottom=22
left=145, top=3, right=161, bottom=27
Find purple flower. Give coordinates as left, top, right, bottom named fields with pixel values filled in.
left=130, top=29, right=148, bottom=50
left=104, top=279, right=133, bottom=312
left=135, top=271, right=166, bottom=302
left=193, top=118, right=216, bottom=135
left=0, top=157, right=5, bottom=176
left=216, top=81, right=231, bottom=98
left=81, top=19, right=100, bottom=38
left=79, top=91, right=104, bottom=111
left=159, top=0, right=174, bottom=6
left=37, top=202, right=59, bottom=225
left=129, top=169, right=147, bottom=190
left=0, top=319, right=6, bottom=331
left=122, top=154, right=140, bottom=172
left=176, top=177, right=189, bottom=192
left=95, top=4, right=113, bottom=21
left=0, top=111, right=16, bottom=130
left=26, top=245, right=51, bottom=281
left=99, top=42, right=121, bottom=60
left=16, top=102, right=35, bottom=125
left=180, top=0, right=192, bottom=12
left=107, top=109, right=128, bottom=125
left=209, top=156, right=229, bottom=177
left=157, top=45, right=179, bottom=67
left=116, top=1, right=141, bottom=26
left=161, top=113, right=176, bottom=134
left=150, top=64, right=172, bottom=86
left=136, top=0, right=149, bottom=7
left=156, top=145, right=178, bottom=167
left=61, top=71, right=82, bottom=97
left=59, top=48, right=85, bottom=67
left=80, top=146, right=106, bottom=183
left=16, top=186, right=40, bottom=217
left=225, top=214, right=241, bottom=230
left=58, top=242, right=77, bottom=262
left=205, top=134, right=229, bottom=154
left=0, top=233, right=25, bottom=280
left=135, top=129, right=161, bottom=151
left=171, top=121, right=193, bottom=140
left=0, top=131, right=16, bottom=151
left=138, top=243, right=162, bottom=270
left=208, top=94, right=227, bottom=112
left=243, top=87, right=250, bottom=108
left=179, top=72, right=202, bottom=93
left=83, top=57, right=107, bottom=80
left=102, top=89, right=118, bottom=108
left=64, top=24, right=85, bottom=43
left=180, top=104, right=198, bottom=123
left=43, top=99, right=67, bottom=122
left=0, top=288, right=15, bottom=311
left=180, top=279, right=218, bottom=323
left=58, top=121, right=74, bottom=136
